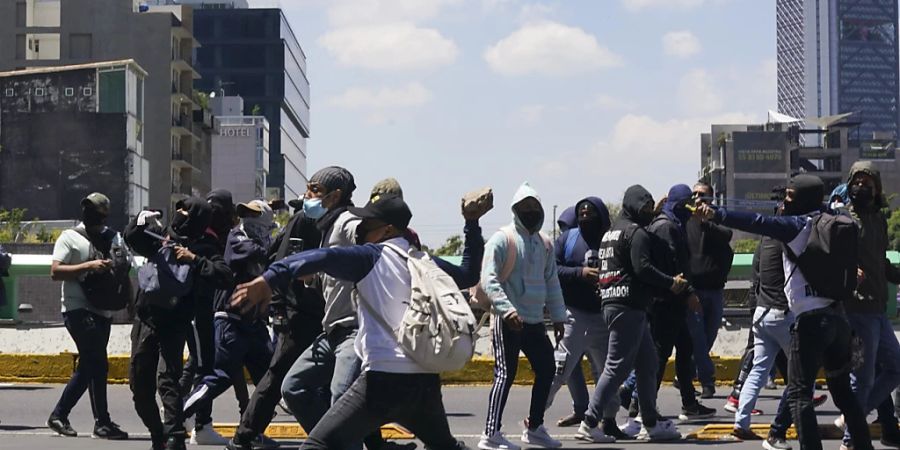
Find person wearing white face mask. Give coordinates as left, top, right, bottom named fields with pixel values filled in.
left=182, top=200, right=278, bottom=440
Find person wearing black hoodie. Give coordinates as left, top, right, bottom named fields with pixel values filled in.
left=685, top=182, right=733, bottom=398
left=125, top=198, right=234, bottom=450
left=544, top=197, right=625, bottom=439
left=645, top=184, right=715, bottom=421
left=577, top=185, right=682, bottom=443
left=695, top=174, right=873, bottom=450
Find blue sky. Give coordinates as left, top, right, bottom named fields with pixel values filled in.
left=273, top=0, right=777, bottom=246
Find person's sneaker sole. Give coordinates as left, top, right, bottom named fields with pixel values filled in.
left=92, top=433, right=129, bottom=440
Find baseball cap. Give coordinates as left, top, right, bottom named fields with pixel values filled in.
left=236, top=200, right=268, bottom=218
left=81, top=192, right=110, bottom=215
left=370, top=178, right=403, bottom=200
left=348, top=193, right=412, bottom=231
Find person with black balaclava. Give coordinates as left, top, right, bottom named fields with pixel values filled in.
left=125, top=198, right=234, bottom=450
left=177, top=189, right=238, bottom=445
left=641, top=185, right=715, bottom=421
left=47, top=193, right=129, bottom=440
left=695, top=174, right=873, bottom=450
left=578, top=185, right=682, bottom=443
left=544, top=197, right=626, bottom=440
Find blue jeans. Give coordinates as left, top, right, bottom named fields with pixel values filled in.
left=736, top=307, right=794, bottom=430
left=686, top=289, right=724, bottom=387
left=281, top=326, right=362, bottom=435
left=845, top=313, right=900, bottom=443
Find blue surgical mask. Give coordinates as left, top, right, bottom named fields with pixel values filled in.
left=303, top=197, right=328, bottom=220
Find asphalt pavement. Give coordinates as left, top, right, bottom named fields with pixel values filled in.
left=0, top=382, right=861, bottom=450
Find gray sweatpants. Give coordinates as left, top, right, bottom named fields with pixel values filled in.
left=585, top=305, right=659, bottom=427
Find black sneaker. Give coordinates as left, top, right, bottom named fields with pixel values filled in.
left=763, top=435, right=792, bottom=450
left=882, top=428, right=900, bottom=448
left=678, top=403, right=716, bottom=420
left=731, top=427, right=761, bottom=441
left=602, top=418, right=633, bottom=440
left=251, top=434, right=283, bottom=450
left=93, top=421, right=129, bottom=440
left=556, top=413, right=584, bottom=427
left=227, top=438, right=253, bottom=450
left=165, top=436, right=187, bottom=450
left=47, top=416, right=77, bottom=437
left=701, top=385, right=716, bottom=399
left=618, top=385, right=633, bottom=410
left=628, top=400, right=640, bottom=418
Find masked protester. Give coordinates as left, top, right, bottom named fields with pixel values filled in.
left=478, top=182, right=567, bottom=450
left=46, top=193, right=128, bottom=440
left=695, top=174, right=874, bottom=450
left=174, top=189, right=238, bottom=445
left=544, top=198, right=626, bottom=439
left=229, top=193, right=486, bottom=450
left=225, top=199, right=326, bottom=450
left=182, top=200, right=277, bottom=440
left=557, top=206, right=577, bottom=234
left=840, top=162, right=900, bottom=448
left=125, top=198, right=233, bottom=450
left=685, top=182, right=733, bottom=398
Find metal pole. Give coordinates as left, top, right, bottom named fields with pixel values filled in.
left=552, top=204, right=558, bottom=238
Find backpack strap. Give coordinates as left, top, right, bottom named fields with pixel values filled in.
left=564, top=228, right=581, bottom=261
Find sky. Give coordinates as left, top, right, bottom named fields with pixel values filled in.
left=269, top=0, right=777, bottom=247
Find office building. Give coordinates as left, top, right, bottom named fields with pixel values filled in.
left=193, top=7, right=310, bottom=200
left=0, top=60, right=147, bottom=230
left=0, top=0, right=203, bottom=214
left=210, top=95, right=270, bottom=203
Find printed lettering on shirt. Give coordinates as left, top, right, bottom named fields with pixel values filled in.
left=602, top=230, right=622, bottom=242
left=600, top=285, right=629, bottom=299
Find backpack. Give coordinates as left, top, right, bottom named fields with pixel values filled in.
left=563, top=228, right=581, bottom=262
left=137, top=245, right=195, bottom=310
left=361, top=243, right=477, bottom=373
left=469, top=226, right=553, bottom=312
left=71, top=228, right=132, bottom=311
left=783, top=213, right=858, bottom=303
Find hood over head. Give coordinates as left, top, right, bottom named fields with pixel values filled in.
left=847, top=160, right=888, bottom=209
left=170, top=197, right=213, bottom=242
left=557, top=206, right=577, bottom=233
left=206, top=189, right=235, bottom=239
left=621, top=185, right=655, bottom=227
left=786, top=174, right=825, bottom=215
left=661, top=184, right=693, bottom=229
left=511, top=182, right=544, bottom=234
left=575, top=197, right=611, bottom=247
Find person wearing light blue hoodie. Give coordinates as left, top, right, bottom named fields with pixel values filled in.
left=478, top=182, right=567, bottom=450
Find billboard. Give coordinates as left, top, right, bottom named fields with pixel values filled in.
left=732, top=131, right=789, bottom=174
left=731, top=178, right=786, bottom=215
left=860, top=140, right=896, bottom=160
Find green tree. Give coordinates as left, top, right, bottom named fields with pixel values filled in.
left=887, top=209, right=900, bottom=252
left=433, top=234, right=463, bottom=257
left=606, top=203, right=622, bottom=219
left=732, top=239, right=760, bottom=254
left=0, top=208, right=27, bottom=243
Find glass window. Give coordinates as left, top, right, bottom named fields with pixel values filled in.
left=99, top=70, right=125, bottom=113
left=220, top=44, right=266, bottom=68
left=25, top=33, right=60, bottom=60
left=196, top=46, right=215, bottom=68
left=841, top=19, right=896, bottom=43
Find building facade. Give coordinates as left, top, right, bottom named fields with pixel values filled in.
left=192, top=7, right=310, bottom=200
left=0, top=60, right=147, bottom=230
left=777, top=0, right=900, bottom=141
left=210, top=96, right=270, bottom=204
left=0, top=0, right=203, bottom=214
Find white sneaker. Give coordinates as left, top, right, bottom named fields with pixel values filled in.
left=576, top=422, right=616, bottom=443
left=478, top=432, right=521, bottom=450
left=637, top=419, right=681, bottom=442
left=521, top=425, right=562, bottom=448
left=620, top=417, right=643, bottom=438
left=190, top=424, right=228, bottom=445
left=834, top=415, right=846, bottom=432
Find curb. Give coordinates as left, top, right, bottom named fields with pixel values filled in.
left=0, top=353, right=809, bottom=385
left=688, top=424, right=883, bottom=441
left=209, top=423, right=414, bottom=440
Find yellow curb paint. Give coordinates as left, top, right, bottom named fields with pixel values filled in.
left=209, top=423, right=414, bottom=440
left=687, top=424, right=882, bottom=441
left=0, top=354, right=830, bottom=385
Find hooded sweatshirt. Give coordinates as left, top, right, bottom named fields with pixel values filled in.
left=598, top=185, right=674, bottom=311
left=556, top=197, right=610, bottom=313
left=846, top=161, right=900, bottom=314
left=687, top=215, right=734, bottom=290
left=646, top=185, right=694, bottom=304
left=557, top=206, right=577, bottom=233
left=481, top=182, right=566, bottom=324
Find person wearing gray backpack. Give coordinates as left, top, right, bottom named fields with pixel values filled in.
left=230, top=192, right=488, bottom=450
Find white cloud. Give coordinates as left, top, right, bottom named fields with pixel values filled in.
left=326, top=0, right=460, bottom=27
left=509, top=104, right=547, bottom=125
left=678, top=69, right=723, bottom=115
left=663, top=30, right=701, bottom=58
left=484, top=22, right=623, bottom=76
left=319, top=24, right=459, bottom=71
left=518, top=3, right=557, bottom=22
left=587, top=94, right=636, bottom=111
left=621, top=0, right=706, bottom=12
left=327, top=82, right=433, bottom=110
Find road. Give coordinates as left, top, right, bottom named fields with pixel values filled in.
left=0, top=382, right=859, bottom=449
